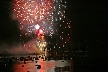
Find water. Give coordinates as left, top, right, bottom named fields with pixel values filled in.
left=0, top=56, right=73, bottom=72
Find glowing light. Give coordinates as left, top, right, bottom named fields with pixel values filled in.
left=12, top=0, right=66, bottom=36
left=35, top=36, right=47, bottom=51
left=38, top=29, right=43, bottom=36
left=35, top=24, right=40, bottom=30
left=12, top=0, right=72, bottom=53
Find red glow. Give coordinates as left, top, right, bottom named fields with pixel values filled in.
left=66, top=37, right=70, bottom=42
left=13, top=0, right=54, bottom=25
left=38, top=29, right=43, bottom=36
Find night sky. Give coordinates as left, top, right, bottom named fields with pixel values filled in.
left=66, top=0, right=108, bottom=52
left=0, top=0, right=108, bottom=49
left=0, top=0, right=108, bottom=71
left=0, top=0, right=20, bottom=44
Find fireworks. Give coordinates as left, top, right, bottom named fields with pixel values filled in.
left=35, top=35, right=47, bottom=51
left=12, top=0, right=72, bottom=52
left=12, top=0, right=66, bottom=35
left=23, top=35, right=47, bottom=53
left=47, top=18, right=72, bottom=50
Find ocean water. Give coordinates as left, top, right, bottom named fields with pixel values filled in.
left=0, top=57, right=73, bottom=72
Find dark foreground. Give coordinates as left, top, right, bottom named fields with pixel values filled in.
left=0, top=55, right=73, bottom=72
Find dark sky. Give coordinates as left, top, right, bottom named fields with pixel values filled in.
left=0, top=0, right=107, bottom=47
left=0, top=0, right=20, bottom=44
left=66, top=0, right=108, bottom=50
left=67, top=0, right=107, bottom=41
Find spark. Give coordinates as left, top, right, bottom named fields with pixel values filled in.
left=12, top=0, right=66, bottom=36
left=12, top=0, right=72, bottom=53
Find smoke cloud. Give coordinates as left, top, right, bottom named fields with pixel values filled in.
left=0, top=41, right=43, bottom=55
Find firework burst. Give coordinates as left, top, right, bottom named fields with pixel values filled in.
left=12, top=0, right=71, bottom=53
left=12, top=0, right=66, bottom=35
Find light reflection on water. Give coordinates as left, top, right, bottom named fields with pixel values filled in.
left=11, top=58, right=72, bottom=72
